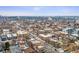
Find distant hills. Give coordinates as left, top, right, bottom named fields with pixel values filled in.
left=0, top=16, right=79, bottom=21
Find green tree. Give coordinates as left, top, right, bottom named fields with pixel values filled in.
left=77, top=31, right=79, bottom=40
left=4, top=42, right=10, bottom=52
left=77, top=31, right=79, bottom=37
left=67, top=29, right=73, bottom=37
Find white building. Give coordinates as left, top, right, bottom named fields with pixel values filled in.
left=3, top=29, right=10, bottom=35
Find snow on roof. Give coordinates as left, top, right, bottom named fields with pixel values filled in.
left=37, top=46, right=44, bottom=49
left=3, top=29, right=9, bottom=31
left=71, top=34, right=78, bottom=37
left=30, top=38, right=35, bottom=40
left=31, top=40, right=41, bottom=44
left=7, top=34, right=12, bottom=37
left=49, top=38, right=58, bottom=42
left=44, top=28, right=52, bottom=30
left=39, top=34, right=52, bottom=38
left=76, top=28, right=79, bottom=31
left=17, top=30, right=27, bottom=35
left=58, top=31, right=68, bottom=35
left=12, top=33, right=17, bottom=37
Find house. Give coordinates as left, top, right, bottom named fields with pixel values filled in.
left=7, top=34, right=12, bottom=40
left=24, top=47, right=35, bottom=53
left=1, top=35, right=7, bottom=41
left=3, top=29, right=10, bottom=35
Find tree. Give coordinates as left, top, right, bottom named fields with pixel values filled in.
left=24, top=34, right=30, bottom=42
left=77, top=31, right=79, bottom=40
left=77, top=31, right=79, bottom=36
left=67, top=29, right=73, bottom=37
left=4, top=42, right=10, bottom=52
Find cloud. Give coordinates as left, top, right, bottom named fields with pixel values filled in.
left=0, top=11, right=79, bottom=16
left=33, top=7, right=41, bottom=11
left=0, top=11, right=34, bottom=16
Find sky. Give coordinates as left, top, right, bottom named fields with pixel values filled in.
left=0, top=6, right=79, bottom=16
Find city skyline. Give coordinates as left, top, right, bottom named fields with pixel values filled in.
left=0, top=6, right=79, bottom=16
